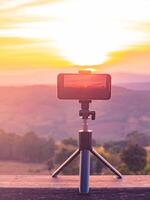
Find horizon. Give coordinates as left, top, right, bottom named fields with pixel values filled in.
left=1, top=70, right=150, bottom=86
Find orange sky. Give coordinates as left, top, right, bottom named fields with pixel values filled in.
left=0, top=0, right=150, bottom=85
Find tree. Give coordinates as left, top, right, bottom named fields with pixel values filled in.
left=91, top=146, right=110, bottom=174
left=126, top=131, right=150, bottom=147
left=54, top=146, right=79, bottom=175
left=19, top=132, right=56, bottom=163
left=104, top=140, right=127, bottom=153
left=40, top=137, right=56, bottom=162
left=47, top=159, right=55, bottom=171
left=90, top=155, right=103, bottom=174
left=121, top=144, right=147, bottom=173
left=0, top=130, right=56, bottom=164
left=62, top=137, right=78, bottom=146
left=0, top=131, right=21, bottom=160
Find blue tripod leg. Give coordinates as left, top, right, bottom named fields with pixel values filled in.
left=79, top=149, right=90, bottom=193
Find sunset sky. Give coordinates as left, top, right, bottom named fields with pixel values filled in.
left=0, top=0, right=150, bottom=85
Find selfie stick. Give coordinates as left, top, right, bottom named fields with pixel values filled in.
left=52, top=100, right=122, bottom=193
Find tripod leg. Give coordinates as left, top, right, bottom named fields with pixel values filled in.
left=79, top=150, right=90, bottom=193
left=52, top=149, right=80, bottom=178
left=91, top=148, right=122, bottom=179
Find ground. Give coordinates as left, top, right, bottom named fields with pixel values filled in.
left=0, top=161, right=48, bottom=175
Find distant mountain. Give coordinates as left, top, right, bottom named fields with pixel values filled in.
left=112, top=72, right=150, bottom=84
left=117, top=82, right=150, bottom=91
left=1, top=85, right=150, bottom=142
left=1, top=71, right=150, bottom=86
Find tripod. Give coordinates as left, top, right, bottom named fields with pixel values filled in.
left=52, top=100, right=122, bottom=193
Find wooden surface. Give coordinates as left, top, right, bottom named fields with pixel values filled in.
left=0, top=175, right=150, bottom=188
left=0, top=175, right=150, bottom=200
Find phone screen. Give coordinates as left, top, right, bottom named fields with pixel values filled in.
left=64, top=74, right=107, bottom=89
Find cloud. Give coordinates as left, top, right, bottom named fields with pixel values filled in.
left=0, top=0, right=59, bottom=11
left=100, top=44, right=150, bottom=74
left=22, top=0, right=60, bottom=7
left=0, top=16, right=49, bottom=29
left=0, top=37, right=43, bottom=46
left=0, top=0, right=58, bottom=28
left=0, top=36, right=72, bottom=70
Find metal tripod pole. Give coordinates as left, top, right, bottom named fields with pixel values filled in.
left=52, top=149, right=80, bottom=178
left=91, top=148, right=122, bottom=179
left=79, top=118, right=90, bottom=193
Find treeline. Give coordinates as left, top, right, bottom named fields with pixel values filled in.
left=0, top=129, right=150, bottom=175
left=0, top=129, right=56, bottom=163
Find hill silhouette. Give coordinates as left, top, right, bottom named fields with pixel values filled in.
left=0, top=85, right=150, bottom=141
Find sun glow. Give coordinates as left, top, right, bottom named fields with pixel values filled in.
left=28, top=0, right=148, bottom=66
left=0, top=0, right=149, bottom=69
left=26, top=0, right=149, bottom=66
left=85, top=68, right=96, bottom=73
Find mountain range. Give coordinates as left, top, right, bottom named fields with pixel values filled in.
left=1, top=83, right=150, bottom=142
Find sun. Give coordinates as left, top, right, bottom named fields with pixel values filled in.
left=46, top=0, right=148, bottom=66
